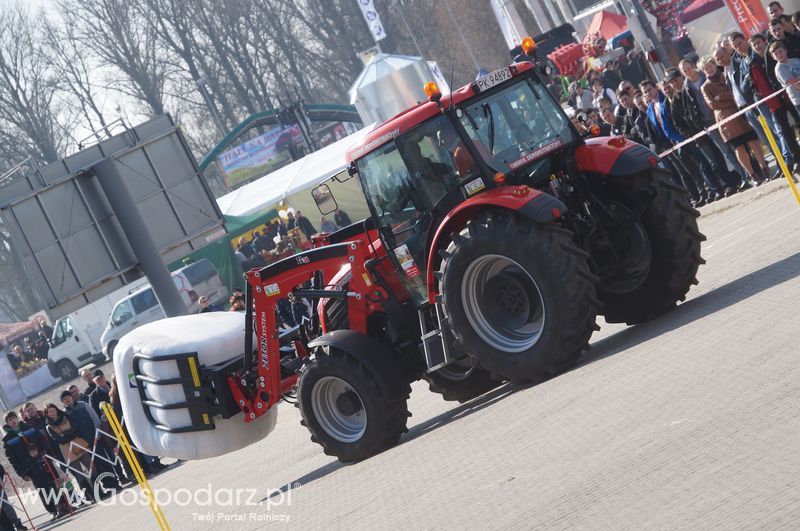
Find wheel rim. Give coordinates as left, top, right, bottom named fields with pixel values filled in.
left=311, top=376, right=367, bottom=443
left=602, top=221, right=652, bottom=295
left=60, top=364, right=74, bottom=379
left=461, top=254, right=546, bottom=353
left=435, top=358, right=476, bottom=382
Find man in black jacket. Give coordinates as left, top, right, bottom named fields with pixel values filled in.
left=89, top=370, right=112, bottom=418
left=666, top=68, right=733, bottom=197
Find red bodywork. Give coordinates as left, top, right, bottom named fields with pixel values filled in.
left=424, top=186, right=554, bottom=304
left=574, top=136, right=639, bottom=174
left=228, top=236, right=390, bottom=423
left=346, top=62, right=538, bottom=163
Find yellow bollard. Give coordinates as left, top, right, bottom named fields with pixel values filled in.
left=101, top=402, right=171, bottom=531
left=757, top=114, right=800, bottom=206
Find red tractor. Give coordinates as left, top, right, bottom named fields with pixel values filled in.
left=126, top=60, right=704, bottom=463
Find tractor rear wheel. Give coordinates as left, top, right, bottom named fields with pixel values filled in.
left=425, top=358, right=500, bottom=403
left=297, top=348, right=410, bottom=463
left=437, top=210, right=600, bottom=382
left=599, top=170, right=705, bottom=324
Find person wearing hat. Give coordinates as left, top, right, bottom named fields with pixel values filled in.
left=665, top=67, right=733, bottom=199
left=89, top=369, right=112, bottom=418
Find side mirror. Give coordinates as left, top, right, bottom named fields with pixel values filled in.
left=312, top=184, right=339, bottom=215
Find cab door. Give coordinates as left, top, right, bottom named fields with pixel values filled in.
left=358, top=116, right=481, bottom=306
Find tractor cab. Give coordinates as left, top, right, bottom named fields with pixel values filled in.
left=317, top=62, right=577, bottom=307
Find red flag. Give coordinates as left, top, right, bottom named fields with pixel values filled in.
left=724, top=0, right=770, bottom=38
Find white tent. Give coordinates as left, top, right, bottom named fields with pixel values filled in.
left=216, top=123, right=375, bottom=218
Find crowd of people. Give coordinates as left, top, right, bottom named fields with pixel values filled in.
left=234, top=208, right=351, bottom=272
left=1, top=369, right=168, bottom=524
left=565, top=2, right=800, bottom=208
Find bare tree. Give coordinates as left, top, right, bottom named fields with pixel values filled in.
left=0, top=3, right=64, bottom=163
left=42, top=19, right=113, bottom=144
left=59, top=0, right=170, bottom=117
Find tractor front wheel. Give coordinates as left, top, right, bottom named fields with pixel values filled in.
left=438, top=210, right=600, bottom=382
left=425, top=358, right=501, bottom=403
left=297, top=348, right=410, bottom=463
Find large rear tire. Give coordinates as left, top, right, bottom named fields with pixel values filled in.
left=598, top=170, right=705, bottom=324
left=425, top=358, right=501, bottom=403
left=297, top=348, right=410, bottom=463
left=437, top=210, right=600, bottom=381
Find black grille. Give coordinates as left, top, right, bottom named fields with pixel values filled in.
left=324, top=282, right=349, bottom=331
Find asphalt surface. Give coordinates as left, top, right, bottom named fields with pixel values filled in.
left=11, top=178, right=800, bottom=530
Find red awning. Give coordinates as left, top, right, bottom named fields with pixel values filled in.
left=682, top=0, right=726, bottom=24
left=586, top=10, right=629, bottom=41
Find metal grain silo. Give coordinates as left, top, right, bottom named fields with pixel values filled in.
left=349, top=53, right=438, bottom=125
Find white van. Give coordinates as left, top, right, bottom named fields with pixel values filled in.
left=101, top=259, right=228, bottom=358
left=47, top=277, right=150, bottom=380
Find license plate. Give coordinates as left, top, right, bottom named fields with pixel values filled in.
left=473, top=67, right=512, bottom=93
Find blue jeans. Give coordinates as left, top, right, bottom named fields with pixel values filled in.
left=746, top=105, right=791, bottom=166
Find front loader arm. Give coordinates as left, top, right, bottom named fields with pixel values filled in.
left=229, top=240, right=383, bottom=423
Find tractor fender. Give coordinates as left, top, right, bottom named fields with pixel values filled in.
left=574, top=137, right=658, bottom=176
left=307, top=330, right=411, bottom=403
left=425, top=187, right=566, bottom=304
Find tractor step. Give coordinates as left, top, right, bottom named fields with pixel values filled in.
left=418, top=304, right=456, bottom=372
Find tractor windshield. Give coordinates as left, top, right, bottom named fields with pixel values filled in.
left=459, top=77, right=574, bottom=174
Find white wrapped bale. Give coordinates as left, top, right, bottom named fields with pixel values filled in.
left=114, top=312, right=277, bottom=460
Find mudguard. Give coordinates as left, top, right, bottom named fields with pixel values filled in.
left=307, top=330, right=411, bottom=402
left=425, top=187, right=566, bottom=303
left=575, top=137, right=658, bottom=176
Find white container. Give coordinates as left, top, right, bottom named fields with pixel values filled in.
left=114, top=312, right=277, bottom=460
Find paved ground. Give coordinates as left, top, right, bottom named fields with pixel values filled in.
left=11, top=179, right=800, bottom=530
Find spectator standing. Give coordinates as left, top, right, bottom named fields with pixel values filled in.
left=679, top=58, right=748, bottom=185
left=3, top=411, right=61, bottom=521
left=730, top=32, right=798, bottom=172
left=319, top=217, right=337, bottom=233
left=601, top=59, right=622, bottom=90
left=643, top=80, right=710, bottom=204
left=700, top=55, right=770, bottom=185
left=619, top=50, right=651, bottom=86
left=600, top=106, right=624, bottom=135
left=253, top=230, right=275, bottom=254
left=89, top=370, right=112, bottom=418
left=568, top=82, right=594, bottom=110
left=236, top=236, right=255, bottom=259
left=666, top=68, right=734, bottom=196
left=295, top=211, right=317, bottom=237
left=286, top=211, right=297, bottom=230
left=80, top=369, right=96, bottom=402
left=0, top=464, right=28, bottom=529
left=592, top=79, right=617, bottom=109
left=771, top=41, right=800, bottom=113
left=333, top=209, right=352, bottom=229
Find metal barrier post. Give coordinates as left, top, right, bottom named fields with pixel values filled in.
left=100, top=402, right=170, bottom=531
left=757, top=114, right=800, bottom=206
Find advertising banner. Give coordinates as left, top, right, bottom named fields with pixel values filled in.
left=723, top=0, right=769, bottom=37
left=357, top=0, right=387, bottom=42
left=217, top=125, right=303, bottom=187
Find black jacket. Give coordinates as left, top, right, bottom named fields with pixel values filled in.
left=3, top=423, right=47, bottom=477
left=669, top=87, right=705, bottom=139
left=90, top=385, right=111, bottom=417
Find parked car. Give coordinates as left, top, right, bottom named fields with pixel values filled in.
left=47, top=277, right=150, bottom=381
left=101, top=259, right=228, bottom=358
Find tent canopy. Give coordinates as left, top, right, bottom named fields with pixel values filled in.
left=682, top=0, right=725, bottom=24
left=586, top=10, right=629, bottom=41
left=216, top=123, right=375, bottom=218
